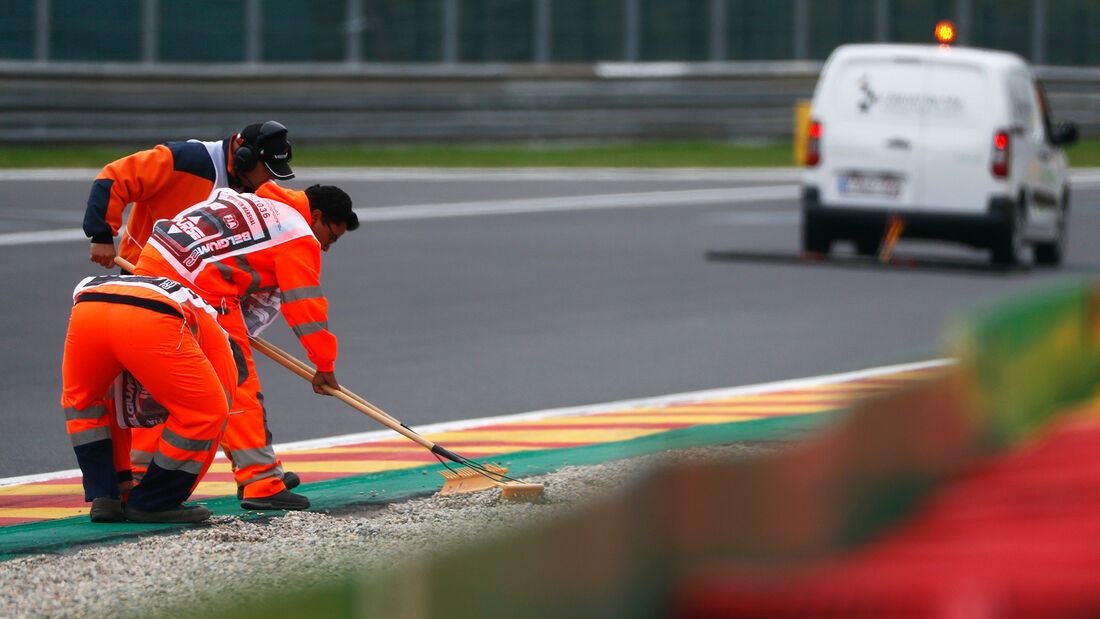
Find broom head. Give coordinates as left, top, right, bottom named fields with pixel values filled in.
left=437, top=464, right=545, bottom=501
left=499, top=482, right=545, bottom=502
left=437, top=464, right=510, bottom=496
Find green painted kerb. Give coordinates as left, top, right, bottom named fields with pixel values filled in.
left=0, top=411, right=834, bottom=561
left=953, top=277, right=1100, bottom=442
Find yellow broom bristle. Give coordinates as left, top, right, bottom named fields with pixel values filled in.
left=436, top=465, right=544, bottom=501
left=437, top=464, right=508, bottom=496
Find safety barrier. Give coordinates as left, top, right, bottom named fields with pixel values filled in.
left=0, top=61, right=1095, bottom=145
left=219, top=276, right=1100, bottom=617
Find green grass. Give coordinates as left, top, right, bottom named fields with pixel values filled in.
left=293, top=141, right=796, bottom=168
left=0, top=139, right=1098, bottom=169
left=1067, top=138, right=1100, bottom=168
left=0, top=141, right=792, bottom=169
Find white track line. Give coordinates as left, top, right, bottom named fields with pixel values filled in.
left=0, top=358, right=952, bottom=487
left=0, top=167, right=801, bottom=182
left=0, top=229, right=87, bottom=246
left=2, top=166, right=1099, bottom=182
left=0, top=185, right=797, bottom=246
left=354, top=185, right=797, bottom=221
left=5, top=167, right=1100, bottom=245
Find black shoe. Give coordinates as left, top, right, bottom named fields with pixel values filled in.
left=237, top=471, right=301, bottom=500
left=240, top=489, right=310, bottom=511
left=124, top=503, right=212, bottom=523
left=89, top=497, right=125, bottom=523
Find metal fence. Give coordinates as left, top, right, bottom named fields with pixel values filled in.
left=4, top=0, right=1099, bottom=66
left=1, top=0, right=1097, bottom=145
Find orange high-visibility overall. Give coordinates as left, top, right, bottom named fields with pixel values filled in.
left=83, top=138, right=234, bottom=266
left=256, top=181, right=311, bottom=219
left=134, top=188, right=338, bottom=499
left=61, top=275, right=237, bottom=511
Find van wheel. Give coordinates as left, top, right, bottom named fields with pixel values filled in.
left=802, top=216, right=832, bottom=255
left=1034, top=192, right=1068, bottom=267
left=991, top=199, right=1026, bottom=267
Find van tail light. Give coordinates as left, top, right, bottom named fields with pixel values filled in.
left=991, top=130, right=1010, bottom=178
left=805, top=120, right=822, bottom=167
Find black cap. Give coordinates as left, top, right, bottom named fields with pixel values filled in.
left=239, top=120, right=294, bottom=180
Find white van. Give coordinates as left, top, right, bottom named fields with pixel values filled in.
left=801, top=43, right=1077, bottom=266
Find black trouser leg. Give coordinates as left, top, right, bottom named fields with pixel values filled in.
left=74, top=438, right=119, bottom=502
left=126, top=461, right=198, bottom=511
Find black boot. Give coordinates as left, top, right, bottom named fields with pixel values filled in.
left=89, top=497, right=125, bottom=523
left=125, top=461, right=209, bottom=522
left=124, top=503, right=212, bottom=523
left=237, top=470, right=300, bottom=500
left=241, top=489, right=310, bottom=511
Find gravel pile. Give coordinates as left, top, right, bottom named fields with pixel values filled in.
left=0, top=443, right=779, bottom=618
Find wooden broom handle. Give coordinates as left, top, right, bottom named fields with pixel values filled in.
left=113, top=256, right=436, bottom=451
left=248, top=337, right=436, bottom=451
left=249, top=334, right=401, bottom=425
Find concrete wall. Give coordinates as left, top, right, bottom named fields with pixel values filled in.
left=0, top=60, right=1096, bottom=144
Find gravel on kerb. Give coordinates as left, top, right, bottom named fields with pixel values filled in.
left=0, top=443, right=778, bottom=618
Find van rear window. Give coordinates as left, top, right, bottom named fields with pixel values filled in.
left=829, top=59, right=989, bottom=128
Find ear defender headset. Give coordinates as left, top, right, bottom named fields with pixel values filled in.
left=232, top=120, right=290, bottom=175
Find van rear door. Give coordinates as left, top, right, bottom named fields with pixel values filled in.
left=816, top=52, right=993, bottom=214
left=816, top=55, right=925, bottom=210
left=916, top=60, right=994, bottom=214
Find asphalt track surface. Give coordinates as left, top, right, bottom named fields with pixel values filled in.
left=2, top=168, right=1099, bottom=478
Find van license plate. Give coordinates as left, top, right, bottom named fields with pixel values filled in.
left=838, top=173, right=902, bottom=198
